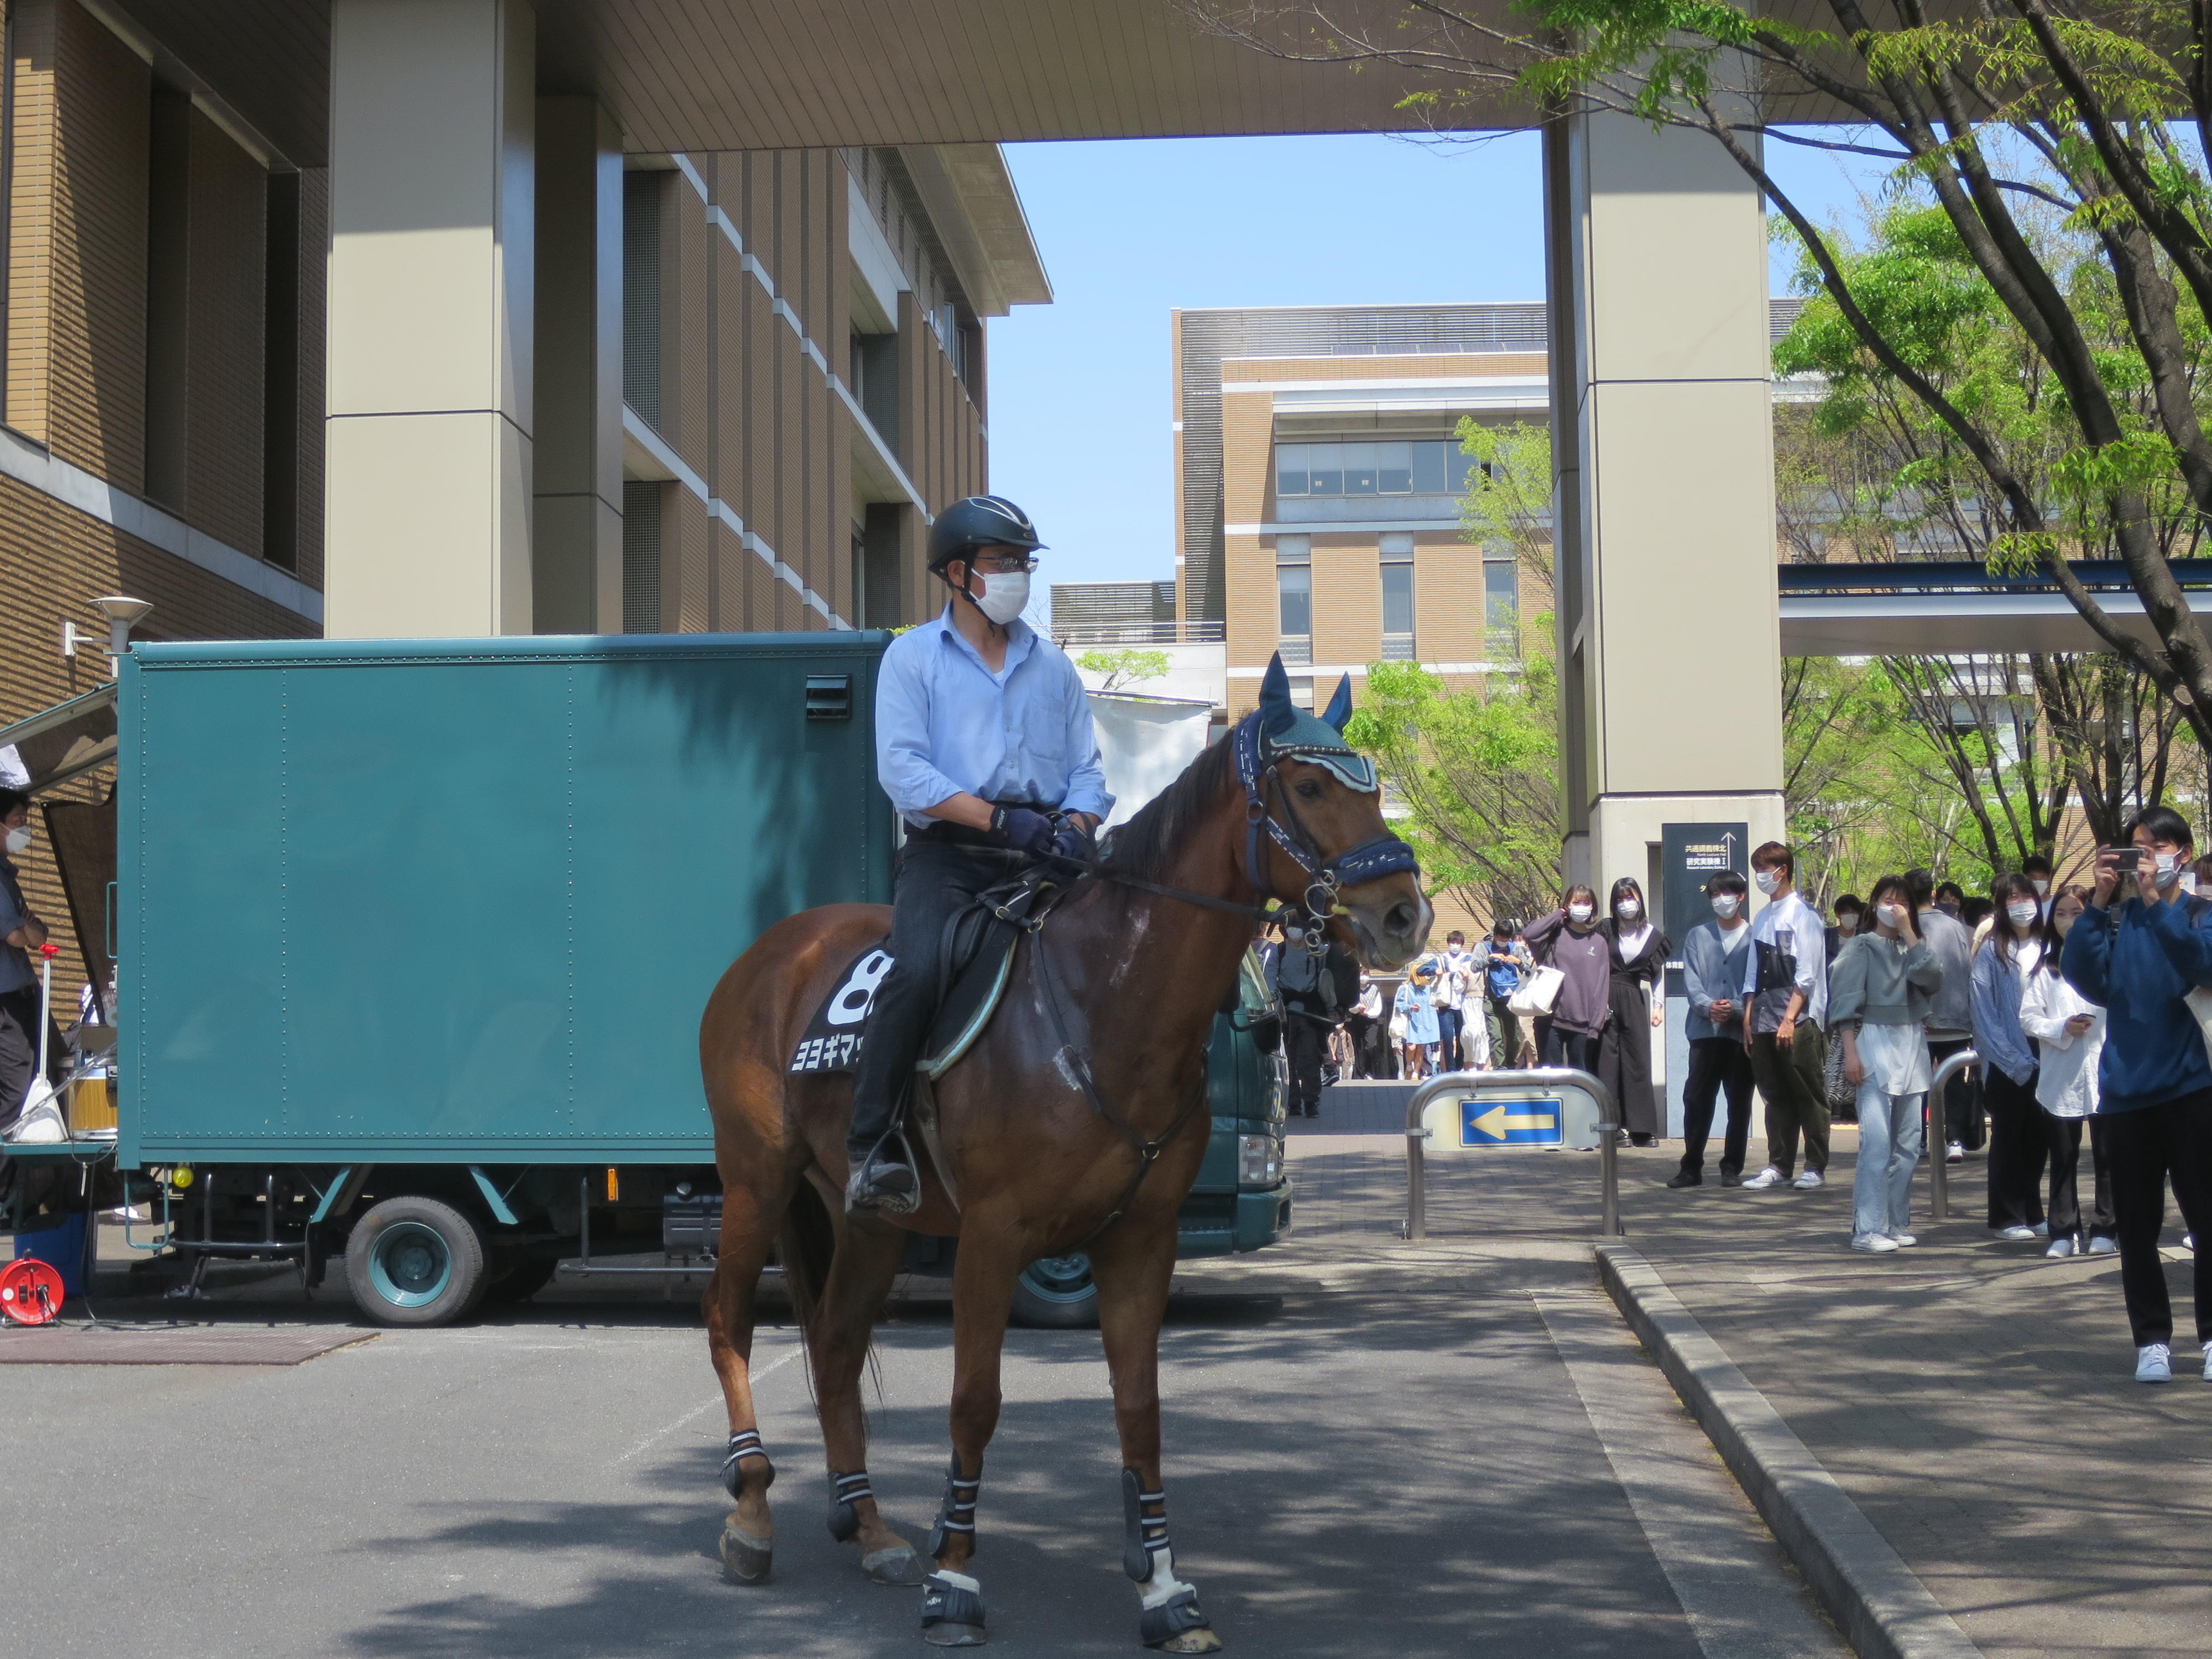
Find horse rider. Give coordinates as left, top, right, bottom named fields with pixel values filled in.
left=844, top=495, right=1113, bottom=1213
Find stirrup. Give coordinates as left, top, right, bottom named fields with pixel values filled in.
left=844, top=1127, right=921, bottom=1215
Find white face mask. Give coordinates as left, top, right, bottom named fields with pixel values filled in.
left=2006, top=900, right=2039, bottom=927
left=1567, top=902, right=1594, bottom=924
left=1877, top=902, right=1908, bottom=931
left=968, top=570, right=1031, bottom=626
left=2154, top=850, right=2185, bottom=890
left=2032, top=879, right=2050, bottom=896
left=2055, top=911, right=2078, bottom=938
left=2, top=824, right=28, bottom=855
left=1753, top=869, right=1780, bottom=896
left=1711, top=895, right=1741, bottom=920
left=1615, top=899, right=1641, bottom=922
left=1835, top=914, right=1858, bottom=935
left=2187, top=874, right=2202, bottom=898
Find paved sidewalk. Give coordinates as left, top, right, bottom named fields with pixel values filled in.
left=1289, top=1078, right=2212, bottom=1658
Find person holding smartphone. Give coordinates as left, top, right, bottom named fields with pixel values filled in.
left=2061, top=807, right=2212, bottom=1383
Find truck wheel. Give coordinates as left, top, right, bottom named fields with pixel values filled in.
left=1010, top=1253, right=1098, bottom=1329
left=479, top=1246, right=561, bottom=1306
left=345, top=1196, right=488, bottom=1327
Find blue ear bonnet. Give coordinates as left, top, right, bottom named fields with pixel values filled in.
left=1255, top=659, right=1377, bottom=792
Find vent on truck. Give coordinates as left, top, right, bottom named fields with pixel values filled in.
left=805, top=674, right=852, bottom=721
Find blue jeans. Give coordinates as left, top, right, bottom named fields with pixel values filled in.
left=1853, top=1081, right=1924, bottom=1238
left=1435, top=1006, right=1463, bottom=1071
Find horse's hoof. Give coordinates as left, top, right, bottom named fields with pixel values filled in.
left=1156, top=1634, right=1222, bottom=1655
left=862, top=1545, right=926, bottom=1585
left=922, top=1624, right=988, bottom=1648
left=719, top=1522, right=773, bottom=1584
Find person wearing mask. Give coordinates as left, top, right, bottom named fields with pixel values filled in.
left=2062, top=806, right=2212, bottom=1382
left=2024, top=854, right=2056, bottom=915
left=1345, top=971, right=1385, bottom=1079
left=1481, top=919, right=1533, bottom=1069
left=1740, top=843, right=1833, bottom=1191
left=1826, top=894, right=1864, bottom=964
left=1972, top=874, right=2051, bottom=1241
left=1671, top=871, right=1757, bottom=1188
left=1910, top=868, right=1981, bottom=1164
left=1395, top=959, right=1442, bottom=1081
left=2018, top=885, right=2117, bottom=1258
left=0, top=787, right=57, bottom=1133
left=1829, top=875, right=1944, bottom=1251
left=1270, top=921, right=1338, bottom=1118
left=845, top=497, right=1110, bottom=1212
left=1935, top=880, right=1968, bottom=920
left=1432, top=929, right=1477, bottom=1072
left=1524, top=886, right=1612, bottom=1073
left=1598, top=877, right=1669, bottom=1145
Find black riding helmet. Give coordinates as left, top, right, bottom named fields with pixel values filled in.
left=927, top=495, right=1045, bottom=572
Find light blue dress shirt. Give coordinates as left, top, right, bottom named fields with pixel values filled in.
left=875, top=606, right=1113, bottom=828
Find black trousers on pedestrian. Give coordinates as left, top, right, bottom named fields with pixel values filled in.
left=2104, top=1089, right=2212, bottom=1348
left=1984, top=1066, right=2049, bottom=1230
left=1488, top=995, right=1523, bottom=1070
left=1679, top=1035, right=1755, bottom=1178
left=1927, top=1036, right=1983, bottom=1149
left=1748, top=1028, right=1829, bottom=1177
left=1541, top=1022, right=1596, bottom=1072
left=1285, top=1013, right=1329, bottom=1116
left=846, top=839, right=1029, bottom=1165
left=0, top=985, right=59, bottom=1133
left=2045, top=1112, right=2116, bottom=1243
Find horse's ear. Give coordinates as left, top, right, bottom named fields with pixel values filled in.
left=1322, top=674, right=1354, bottom=734
left=1259, top=652, right=1297, bottom=735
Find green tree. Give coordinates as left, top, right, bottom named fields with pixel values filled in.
left=1073, top=648, right=1171, bottom=692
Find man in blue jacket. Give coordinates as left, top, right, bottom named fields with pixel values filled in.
left=2062, top=805, right=2212, bottom=1383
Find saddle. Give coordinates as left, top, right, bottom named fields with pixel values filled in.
left=787, top=874, right=1058, bottom=1080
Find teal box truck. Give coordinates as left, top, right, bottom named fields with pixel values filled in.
left=9, top=633, right=1287, bottom=1324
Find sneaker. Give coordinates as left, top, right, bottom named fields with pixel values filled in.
left=2189, top=1234, right=2198, bottom=1253
left=1665, top=1169, right=1702, bottom=1189
left=1994, top=1225, right=2039, bottom=1242
left=1852, top=1232, right=1900, bottom=1253
left=2089, top=1235, right=2120, bottom=1254
left=1741, top=1167, right=1786, bottom=1190
left=1887, top=1232, right=1918, bottom=1248
left=2046, top=1235, right=2077, bottom=1259
left=2032, top=1221, right=2051, bottom=1237
left=1717, top=1166, right=1744, bottom=1185
left=1792, top=1169, right=1825, bottom=1190
left=2138, top=1342, right=2173, bottom=1383
left=1945, top=1142, right=1964, bottom=1164
left=2202, top=1343, right=2212, bottom=1383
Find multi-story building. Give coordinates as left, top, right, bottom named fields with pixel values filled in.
left=0, top=0, right=1046, bottom=997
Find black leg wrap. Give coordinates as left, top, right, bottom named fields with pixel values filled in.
left=927, top=1456, right=982, bottom=1559
left=828, top=1469, right=873, bottom=1543
left=721, top=1431, right=770, bottom=1500
left=1120, top=1468, right=1170, bottom=1582
left=1140, top=1587, right=1211, bottom=1649
left=921, top=1571, right=988, bottom=1633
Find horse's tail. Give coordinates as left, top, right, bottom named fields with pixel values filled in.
left=778, top=1177, right=838, bottom=1340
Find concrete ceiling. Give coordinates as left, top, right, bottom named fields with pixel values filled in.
left=1782, top=592, right=2186, bottom=659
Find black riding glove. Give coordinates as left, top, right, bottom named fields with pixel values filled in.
left=991, top=806, right=1055, bottom=857
left=1048, top=820, right=1096, bottom=872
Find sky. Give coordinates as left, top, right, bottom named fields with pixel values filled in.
left=986, top=129, right=1895, bottom=602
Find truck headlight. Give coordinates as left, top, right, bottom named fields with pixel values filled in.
left=1237, top=1133, right=1283, bottom=1188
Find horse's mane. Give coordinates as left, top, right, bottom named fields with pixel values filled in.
left=1100, top=732, right=1238, bottom=884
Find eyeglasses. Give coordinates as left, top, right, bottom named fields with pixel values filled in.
left=968, top=554, right=1039, bottom=575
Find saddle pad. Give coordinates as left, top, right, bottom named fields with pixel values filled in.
left=787, top=932, right=1021, bottom=1078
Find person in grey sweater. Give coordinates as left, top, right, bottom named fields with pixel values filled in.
left=1670, top=870, right=1757, bottom=1188
left=1909, top=867, right=1981, bottom=1159
left=1829, top=874, right=1946, bottom=1251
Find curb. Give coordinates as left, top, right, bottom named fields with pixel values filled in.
left=1597, top=1243, right=1983, bottom=1659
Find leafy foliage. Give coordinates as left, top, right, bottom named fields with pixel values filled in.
left=1073, top=648, right=1171, bottom=692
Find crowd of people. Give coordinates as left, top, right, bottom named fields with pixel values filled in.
left=1265, top=818, right=2212, bottom=1384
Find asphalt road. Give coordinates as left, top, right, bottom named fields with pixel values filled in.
left=0, top=1240, right=1844, bottom=1659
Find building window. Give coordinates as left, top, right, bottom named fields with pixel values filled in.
left=1276, top=534, right=1312, bottom=666
left=1272, top=440, right=1474, bottom=499
left=1484, top=557, right=1519, bottom=650
left=623, top=480, right=663, bottom=633
left=1380, top=534, right=1415, bottom=660
left=623, top=173, right=664, bottom=429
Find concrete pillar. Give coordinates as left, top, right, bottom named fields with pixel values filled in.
left=1543, top=106, right=1787, bottom=901
left=324, top=0, right=535, bottom=638
left=533, top=96, right=623, bottom=634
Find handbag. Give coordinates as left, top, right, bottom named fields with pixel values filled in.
left=1507, top=964, right=1564, bottom=1018
left=1389, top=1010, right=1410, bottom=1041
left=1822, top=1029, right=1858, bottom=1111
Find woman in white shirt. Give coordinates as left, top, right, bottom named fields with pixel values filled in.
left=2016, top=884, right=2119, bottom=1258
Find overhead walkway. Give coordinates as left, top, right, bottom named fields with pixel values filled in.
left=1779, top=559, right=2212, bottom=656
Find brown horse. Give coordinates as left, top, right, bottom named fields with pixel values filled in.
left=696, top=682, right=1428, bottom=1649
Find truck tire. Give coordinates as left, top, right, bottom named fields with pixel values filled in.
left=345, top=1196, right=488, bottom=1327
left=480, top=1246, right=561, bottom=1306
left=1010, top=1253, right=1099, bottom=1329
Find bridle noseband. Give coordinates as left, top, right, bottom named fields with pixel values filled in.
left=1230, top=710, right=1420, bottom=930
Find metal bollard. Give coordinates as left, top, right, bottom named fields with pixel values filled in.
left=1923, top=1047, right=1979, bottom=1222
left=1403, top=1067, right=1622, bottom=1241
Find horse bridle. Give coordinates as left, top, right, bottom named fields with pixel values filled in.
left=1229, top=709, right=1420, bottom=931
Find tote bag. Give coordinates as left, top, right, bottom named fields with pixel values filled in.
left=1507, top=964, right=1564, bottom=1018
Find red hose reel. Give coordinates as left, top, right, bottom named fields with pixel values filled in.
left=0, top=1256, right=64, bottom=1326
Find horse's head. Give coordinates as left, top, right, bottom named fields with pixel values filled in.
left=1240, top=660, right=1433, bottom=971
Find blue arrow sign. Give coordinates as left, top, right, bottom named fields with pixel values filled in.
left=1460, top=1097, right=1563, bottom=1146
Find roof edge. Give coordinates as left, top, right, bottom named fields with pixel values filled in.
left=896, top=143, right=1052, bottom=317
